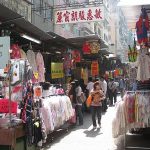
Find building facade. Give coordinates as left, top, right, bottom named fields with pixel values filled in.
left=108, top=0, right=131, bottom=62
left=0, top=0, right=131, bottom=62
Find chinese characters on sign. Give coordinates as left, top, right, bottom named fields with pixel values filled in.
left=51, top=63, right=64, bottom=79
left=55, top=7, right=104, bottom=24
left=91, top=61, right=99, bottom=77
left=0, top=99, right=17, bottom=114
left=82, top=41, right=100, bottom=54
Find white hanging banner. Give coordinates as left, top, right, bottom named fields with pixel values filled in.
left=0, top=37, right=10, bottom=69
left=55, top=7, right=104, bottom=24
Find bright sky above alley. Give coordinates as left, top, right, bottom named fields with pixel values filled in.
left=118, top=0, right=150, bottom=6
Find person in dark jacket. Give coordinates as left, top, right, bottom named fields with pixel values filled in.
left=79, top=78, right=87, bottom=113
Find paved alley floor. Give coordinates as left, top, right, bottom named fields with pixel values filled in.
left=43, top=106, right=125, bottom=150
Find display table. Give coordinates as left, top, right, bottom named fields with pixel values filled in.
left=0, top=124, right=25, bottom=150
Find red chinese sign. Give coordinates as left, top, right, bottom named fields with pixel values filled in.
left=72, top=50, right=81, bottom=63
left=91, top=61, right=99, bottom=76
left=55, top=7, right=104, bottom=24
left=0, top=99, right=17, bottom=113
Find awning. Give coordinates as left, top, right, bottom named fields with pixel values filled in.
left=67, top=35, right=109, bottom=49
left=0, top=4, right=52, bottom=41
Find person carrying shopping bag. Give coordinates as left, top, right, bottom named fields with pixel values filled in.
left=90, top=81, right=105, bottom=129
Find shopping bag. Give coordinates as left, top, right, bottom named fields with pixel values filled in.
left=80, top=92, right=86, bottom=103
left=86, top=95, right=92, bottom=107
left=69, top=109, right=76, bottom=124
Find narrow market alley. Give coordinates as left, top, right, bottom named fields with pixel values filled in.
left=43, top=97, right=124, bottom=150
left=43, top=96, right=150, bottom=150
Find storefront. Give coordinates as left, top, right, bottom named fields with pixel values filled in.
left=0, top=35, right=74, bottom=150
left=67, top=35, right=110, bottom=82
left=112, top=6, right=150, bottom=149
left=0, top=4, right=75, bottom=150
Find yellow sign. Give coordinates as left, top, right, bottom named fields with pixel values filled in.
left=51, top=63, right=64, bottom=79
left=34, top=72, right=39, bottom=79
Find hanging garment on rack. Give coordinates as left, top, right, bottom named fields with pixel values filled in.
left=112, top=91, right=150, bottom=138
left=40, top=96, right=73, bottom=134
left=20, top=49, right=27, bottom=59
left=36, top=52, right=45, bottom=82
left=125, top=93, right=136, bottom=123
left=20, top=83, right=34, bottom=123
left=112, top=100, right=126, bottom=138
left=11, top=85, right=23, bottom=102
left=27, top=50, right=37, bottom=73
left=129, top=65, right=137, bottom=80
left=10, top=44, right=21, bottom=59
left=136, top=50, right=150, bottom=81
left=136, top=8, right=149, bottom=44
left=11, top=61, right=21, bottom=86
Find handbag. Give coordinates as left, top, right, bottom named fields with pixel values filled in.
left=69, top=109, right=76, bottom=124
left=80, top=92, right=86, bottom=103
left=86, top=95, right=92, bottom=107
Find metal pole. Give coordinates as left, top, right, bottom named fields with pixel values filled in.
left=8, top=60, right=12, bottom=125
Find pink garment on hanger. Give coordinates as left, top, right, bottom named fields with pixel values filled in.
left=36, top=52, right=45, bottom=82
left=10, top=44, right=21, bottom=59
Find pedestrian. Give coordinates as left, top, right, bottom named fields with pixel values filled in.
left=119, top=76, right=126, bottom=98
left=79, top=78, right=87, bottom=94
left=75, top=80, right=84, bottom=126
left=79, top=78, right=87, bottom=113
left=86, top=77, right=94, bottom=95
left=90, top=81, right=105, bottom=129
left=132, top=79, right=137, bottom=91
left=125, top=78, right=130, bottom=91
left=68, top=81, right=76, bottom=104
left=100, top=76, right=108, bottom=112
left=108, top=78, right=118, bottom=106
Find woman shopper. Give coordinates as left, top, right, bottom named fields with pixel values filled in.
left=68, top=81, right=83, bottom=125
left=90, top=81, right=105, bottom=129
left=68, top=82, right=76, bottom=104
left=75, top=80, right=84, bottom=126
left=79, top=78, right=87, bottom=113
left=86, top=77, right=94, bottom=95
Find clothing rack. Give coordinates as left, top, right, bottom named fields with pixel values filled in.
left=124, top=90, right=150, bottom=149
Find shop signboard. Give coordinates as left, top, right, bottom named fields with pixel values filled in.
left=0, top=99, right=17, bottom=114
left=55, top=7, right=104, bottom=24
left=0, top=37, right=10, bottom=69
left=91, top=61, right=99, bottom=76
left=82, top=41, right=100, bottom=54
left=51, top=63, right=64, bottom=79
left=72, top=50, right=81, bottom=63
left=81, top=68, right=88, bottom=85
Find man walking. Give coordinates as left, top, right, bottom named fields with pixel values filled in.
left=108, top=78, right=118, bottom=106
left=119, top=76, right=126, bottom=98
left=100, top=76, right=108, bottom=112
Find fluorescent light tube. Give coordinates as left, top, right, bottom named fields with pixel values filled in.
left=55, top=51, right=61, bottom=54
left=21, top=34, right=41, bottom=44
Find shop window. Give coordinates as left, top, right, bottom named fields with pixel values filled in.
left=33, top=0, right=53, bottom=21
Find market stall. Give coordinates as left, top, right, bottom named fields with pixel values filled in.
left=0, top=31, right=74, bottom=149
left=112, top=7, right=150, bottom=149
